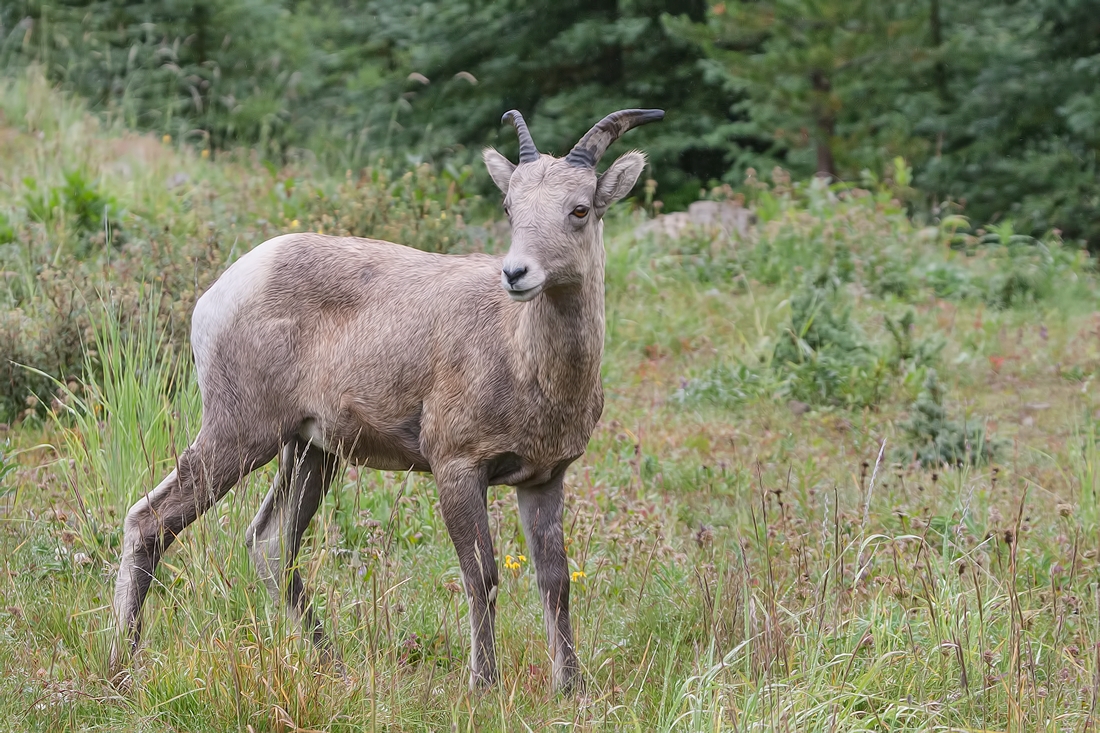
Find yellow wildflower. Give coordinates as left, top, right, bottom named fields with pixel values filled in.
left=571, top=571, right=586, bottom=582
left=290, top=219, right=300, bottom=228
left=201, top=148, right=210, bottom=159
left=162, top=134, right=171, bottom=144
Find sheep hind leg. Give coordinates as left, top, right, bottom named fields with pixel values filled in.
left=246, top=438, right=341, bottom=666
left=110, top=430, right=277, bottom=682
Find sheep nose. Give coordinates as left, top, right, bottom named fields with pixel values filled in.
left=503, top=265, right=528, bottom=287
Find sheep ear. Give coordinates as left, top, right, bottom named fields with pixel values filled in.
left=483, top=147, right=516, bottom=195
left=594, top=150, right=647, bottom=215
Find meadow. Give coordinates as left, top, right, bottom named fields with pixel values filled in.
left=2, top=68, right=1100, bottom=731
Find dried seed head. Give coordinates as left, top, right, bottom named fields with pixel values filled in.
left=694, top=524, right=714, bottom=548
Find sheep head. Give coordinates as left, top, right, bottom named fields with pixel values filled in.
left=483, top=109, right=664, bottom=302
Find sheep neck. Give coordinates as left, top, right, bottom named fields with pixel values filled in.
left=516, top=263, right=605, bottom=404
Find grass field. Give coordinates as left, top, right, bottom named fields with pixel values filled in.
left=3, top=68, right=1100, bottom=731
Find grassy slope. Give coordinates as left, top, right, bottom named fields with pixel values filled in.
left=2, top=69, right=1100, bottom=731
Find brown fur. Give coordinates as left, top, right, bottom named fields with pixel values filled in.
left=110, top=113, right=656, bottom=694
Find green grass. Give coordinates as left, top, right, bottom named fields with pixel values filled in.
left=4, top=68, right=1100, bottom=731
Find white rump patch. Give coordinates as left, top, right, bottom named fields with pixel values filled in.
left=191, top=234, right=294, bottom=366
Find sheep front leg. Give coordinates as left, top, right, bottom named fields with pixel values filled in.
left=516, top=471, right=582, bottom=693
left=435, top=464, right=498, bottom=688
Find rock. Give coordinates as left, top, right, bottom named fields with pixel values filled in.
left=634, top=200, right=756, bottom=242
left=459, top=219, right=510, bottom=247
left=166, top=171, right=190, bottom=190
left=788, top=399, right=811, bottom=416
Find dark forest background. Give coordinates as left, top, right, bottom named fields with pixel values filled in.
left=2, top=0, right=1098, bottom=244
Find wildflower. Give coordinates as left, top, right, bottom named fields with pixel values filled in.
left=517, top=555, right=526, bottom=563
left=571, top=570, right=586, bottom=582
left=162, top=134, right=171, bottom=144
left=290, top=219, right=300, bottom=228
left=201, top=149, right=210, bottom=159
left=504, top=554, right=522, bottom=571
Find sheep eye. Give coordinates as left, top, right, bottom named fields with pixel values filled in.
left=571, top=205, right=589, bottom=218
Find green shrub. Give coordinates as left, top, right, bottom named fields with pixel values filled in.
left=674, top=289, right=944, bottom=414
left=919, top=260, right=981, bottom=301
left=305, top=163, right=477, bottom=254
left=767, top=287, right=942, bottom=410
left=893, top=370, right=1001, bottom=467
left=868, top=252, right=917, bottom=299
left=0, top=79, right=478, bottom=422
left=772, top=284, right=887, bottom=408
left=982, top=232, right=1093, bottom=309
left=673, top=362, right=770, bottom=411
left=664, top=232, right=745, bottom=286
left=0, top=300, right=86, bottom=424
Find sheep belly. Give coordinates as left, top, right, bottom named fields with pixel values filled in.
left=297, top=412, right=430, bottom=473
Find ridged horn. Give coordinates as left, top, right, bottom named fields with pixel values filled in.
left=564, top=109, right=665, bottom=169
left=501, top=109, right=539, bottom=164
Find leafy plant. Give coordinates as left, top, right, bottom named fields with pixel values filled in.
left=0, top=212, right=14, bottom=244
left=23, top=169, right=121, bottom=255
left=0, top=440, right=16, bottom=491
left=884, top=310, right=943, bottom=375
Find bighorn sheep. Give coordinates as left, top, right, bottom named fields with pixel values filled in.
left=110, top=108, right=664, bottom=692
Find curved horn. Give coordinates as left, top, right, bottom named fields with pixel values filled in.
left=501, top=109, right=539, bottom=164
left=565, top=109, right=665, bottom=169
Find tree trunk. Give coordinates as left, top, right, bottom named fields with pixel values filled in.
left=810, top=70, right=837, bottom=180
left=930, top=0, right=949, bottom=104
left=190, top=2, right=213, bottom=149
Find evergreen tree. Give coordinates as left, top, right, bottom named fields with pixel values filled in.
left=4, top=0, right=1098, bottom=241
left=917, top=0, right=1100, bottom=244
left=2, top=0, right=299, bottom=153
left=665, top=0, right=924, bottom=181
left=363, top=0, right=735, bottom=204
